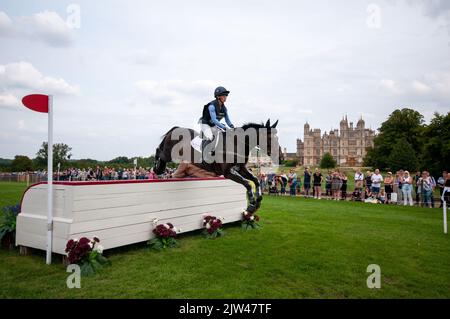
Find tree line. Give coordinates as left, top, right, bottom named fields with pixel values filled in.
left=363, top=108, right=449, bottom=176
left=0, top=142, right=157, bottom=172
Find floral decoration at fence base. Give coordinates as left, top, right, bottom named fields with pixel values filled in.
left=242, top=211, right=261, bottom=230
left=65, top=236, right=111, bottom=276
left=148, top=221, right=179, bottom=251
left=202, top=214, right=225, bottom=239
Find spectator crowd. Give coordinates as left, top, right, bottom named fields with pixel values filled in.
left=259, top=168, right=450, bottom=209
left=53, top=166, right=175, bottom=181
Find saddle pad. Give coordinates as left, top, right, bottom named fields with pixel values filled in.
left=191, top=136, right=203, bottom=153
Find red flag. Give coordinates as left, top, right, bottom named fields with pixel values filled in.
left=22, top=94, right=49, bottom=113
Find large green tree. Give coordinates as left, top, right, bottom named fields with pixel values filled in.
left=421, top=112, right=450, bottom=176
left=387, top=138, right=419, bottom=172
left=320, top=152, right=337, bottom=169
left=11, top=155, right=33, bottom=172
left=364, top=108, right=425, bottom=169
left=35, top=142, right=72, bottom=169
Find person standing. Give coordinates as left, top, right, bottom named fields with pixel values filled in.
left=280, top=172, right=288, bottom=196
left=288, top=169, right=298, bottom=197
left=419, top=171, right=433, bottom=208
left=304, top=167, right=311, bottom=198
left=325, top=171, right=332, bottom=199
left=313, top=168, right=323, bottom=199
left=331, top=171, right=341, bottom=200
left=429, top=172, right=437, bottom=208
left=402, top=171, right=414, bottom=206
left=384, top=172, right=394, bottom=204
left=148, top=168, right=157, bottom=179
left=413, top=171, right=421, bottom=205
left=365, top=171, right=372, bottom=191
left=396, top=170, right=404, bottom=205
left=371, top=169, right=383, bottom=198
left=437, top=171, right=448, bottom=208
left=340, top=172, right=348, bottom=200
left=354, top=169, right=364, bottom=191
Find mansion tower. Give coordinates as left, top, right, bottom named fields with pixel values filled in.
left=297, top=116, right=376, bottom=167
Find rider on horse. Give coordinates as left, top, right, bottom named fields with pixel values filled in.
left=199, top=86, right=235, bottom=162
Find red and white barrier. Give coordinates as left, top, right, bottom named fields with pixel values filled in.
left=16, top=178, right=247, bottom=255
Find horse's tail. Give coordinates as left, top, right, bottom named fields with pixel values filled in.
left=154, top=126, right=179, bottom=175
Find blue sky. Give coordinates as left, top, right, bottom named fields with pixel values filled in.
left=1, top=0, right=449, bottom=160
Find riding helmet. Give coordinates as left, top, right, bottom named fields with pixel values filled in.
left=214, top=86, right=230, bottom=98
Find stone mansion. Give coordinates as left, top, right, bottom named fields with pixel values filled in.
left=296, top=116, right=376, bottom=167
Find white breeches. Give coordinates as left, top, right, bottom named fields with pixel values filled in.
left=200, top=124, right=218, bottom=141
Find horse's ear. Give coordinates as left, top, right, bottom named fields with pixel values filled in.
left=265, top=119, right=271, bottom=127
left=271, top=120, right=279, bottom=128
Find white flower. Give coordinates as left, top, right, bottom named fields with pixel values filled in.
left=89, top=242, right=93, bottom=248
left=163, top=223, right=170, bottom=229
left=243, top=211, right=248, bottom=216
left=206, top=223, right=211, bottom=229
left=250, top=216, right=255, bottom=221
left=94, top=245, right=104, bottom=254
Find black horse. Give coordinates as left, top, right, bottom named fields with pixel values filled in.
left=154, top=119, right=282, bottom=213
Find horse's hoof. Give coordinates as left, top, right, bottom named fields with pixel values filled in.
left=246, top=205, right=257, bottom=213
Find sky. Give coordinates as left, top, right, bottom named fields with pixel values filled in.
left=0, top=0, right=449, bottom=160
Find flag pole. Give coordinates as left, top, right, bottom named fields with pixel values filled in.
left=46, top=95, right=53, bottom=264
left=443, top=187, right=449, bottom=235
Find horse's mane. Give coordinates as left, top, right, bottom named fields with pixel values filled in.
left=241, top=122, right=266, bottom=130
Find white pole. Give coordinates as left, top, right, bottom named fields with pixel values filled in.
left=443, top=187, right=449, bottom=234
left=444, top=203, right=447, bottom=234
left=46, top=95, right=53, bottom=264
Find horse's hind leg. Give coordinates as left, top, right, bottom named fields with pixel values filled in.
left=226, top=166, right=257, bottom=213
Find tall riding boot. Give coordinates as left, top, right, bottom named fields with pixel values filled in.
left=201, top=139, right=214, bottom=163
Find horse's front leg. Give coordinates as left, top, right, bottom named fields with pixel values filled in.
left=238, top=166, right=263, bottom=210
left=225, top=166, right=257, bottom=213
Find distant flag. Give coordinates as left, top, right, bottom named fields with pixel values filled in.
left=22, top=94, right=49, bottom=113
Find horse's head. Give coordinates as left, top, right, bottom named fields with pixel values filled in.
left=264, top=119, right=281, bottom=164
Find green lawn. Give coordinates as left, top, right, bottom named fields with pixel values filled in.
left=1, top=181, right=450, bottom=298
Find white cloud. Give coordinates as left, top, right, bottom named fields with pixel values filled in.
left=417, top=0, right=450, bottom=19
left=0, top=93, right=20, bottom=109
left=380, top=79, right=403, bottom=94
left=0, top=11, right=14, bottom=36
left=0, top=61, right=80, bottom=95
left=135, top=80, right=216, bottom=105
left=380, top=73, right=450, bottom=98
left=17, top=119, right=25, bottom=130
left=123, top=49, right=157, bottom=65
left=0, top=10, right=74, bottom=47
left=411, top=80, right=432, bottom=94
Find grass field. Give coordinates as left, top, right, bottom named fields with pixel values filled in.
left=1, top=181, right=450, bottom=298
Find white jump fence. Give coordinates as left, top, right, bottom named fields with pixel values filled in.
left=16, top=178, right=247, bottom=255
